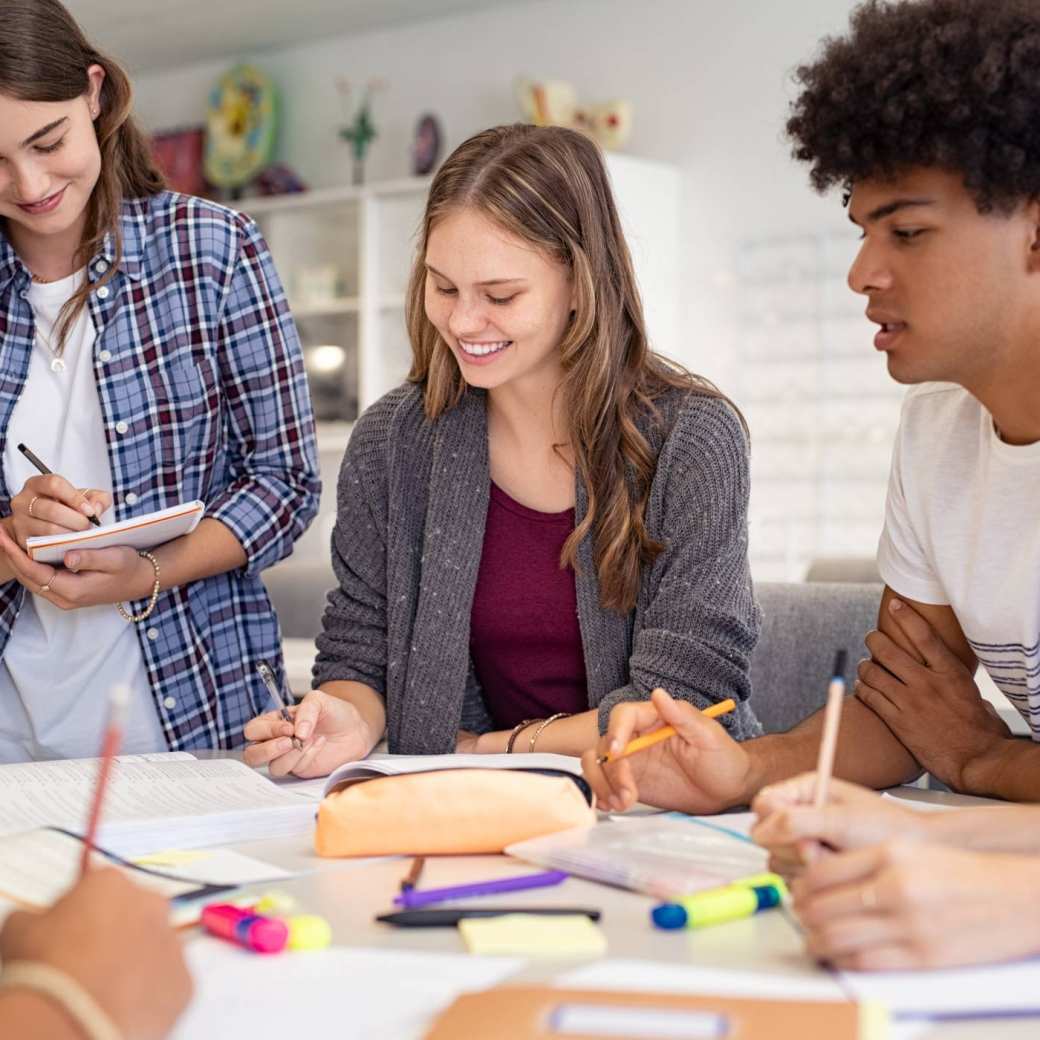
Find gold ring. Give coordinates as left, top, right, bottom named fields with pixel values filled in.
left=28, top=496, right=40, bottom=518
left=39, top=582, right=51, bottom=593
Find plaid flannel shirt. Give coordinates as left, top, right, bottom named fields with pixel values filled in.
left=0, top=191, right=320, bottom=750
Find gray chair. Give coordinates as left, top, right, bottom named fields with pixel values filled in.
left=804, top=556, right=882, bottom=584
left=750, top=581, right=882, bottom=734
left=262, top=560, right=336, bottom=640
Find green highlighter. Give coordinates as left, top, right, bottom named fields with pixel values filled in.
left=652, top=872, right=788, bottom=930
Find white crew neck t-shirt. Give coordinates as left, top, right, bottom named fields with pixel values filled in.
left=877, top=382, right=1040, bottom=741
left=0, top=269, right=164, bottom=761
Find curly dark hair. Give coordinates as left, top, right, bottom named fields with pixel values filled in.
left=787, top=0, right=1040, bottom=212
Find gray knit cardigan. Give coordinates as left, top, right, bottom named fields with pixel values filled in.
left=313, top=382, right=763, bottom=753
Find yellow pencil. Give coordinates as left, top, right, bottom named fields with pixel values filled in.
left=597, top=698, right=736, bottom=765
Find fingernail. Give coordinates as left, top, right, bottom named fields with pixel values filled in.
left=296, top=721, right=311, bottom=740
left=889, top=598, right=903, bottom=612
left=609, top=738, right=622, bottom=754
left=278, top=738, right=292, bottom=753
left=66, top=554, right=78, bottom=569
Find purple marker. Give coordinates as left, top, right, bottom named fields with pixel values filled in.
left=393, top=870, right=569, bottom=909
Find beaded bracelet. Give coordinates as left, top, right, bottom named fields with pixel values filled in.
left=0, top=960, right=122, bottom=1040
left=115, top=550, right=160, bottom=624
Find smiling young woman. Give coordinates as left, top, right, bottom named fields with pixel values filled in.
left=0, top=0, right=319, bottom=761
left=244, top=123, right=762, bottom=778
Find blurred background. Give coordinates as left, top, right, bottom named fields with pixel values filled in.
left=68, top=0, right=899, bottom=652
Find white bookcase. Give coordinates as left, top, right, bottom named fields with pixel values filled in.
left=243, top=177, right=432, bottom=454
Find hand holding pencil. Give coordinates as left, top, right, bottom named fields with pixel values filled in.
left=581, top=687, right=755, bottom=816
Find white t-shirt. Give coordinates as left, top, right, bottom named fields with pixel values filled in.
left=877, top=382, right=1040, bottom=741
left=0, top=269, right=164, bottom=762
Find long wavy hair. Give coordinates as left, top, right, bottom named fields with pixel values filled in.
left=406, top=124, right=740, bottom=614
left=0, top=0, right=165, bottom=348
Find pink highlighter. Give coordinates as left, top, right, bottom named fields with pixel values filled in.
left=201, top=904, right=288, bottom=954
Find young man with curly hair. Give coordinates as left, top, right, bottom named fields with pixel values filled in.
left=582, top=0, right=1040, bottom=972
left=585, top=0, right=1040, bottom=815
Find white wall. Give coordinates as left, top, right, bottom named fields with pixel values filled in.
left=130, top=0, right=860, bottom=390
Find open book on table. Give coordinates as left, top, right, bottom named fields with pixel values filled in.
left=322, top=751, right=584, bottom=796
left=0, top=753, right=318, bottom=859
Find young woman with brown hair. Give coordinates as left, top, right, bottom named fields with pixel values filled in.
left=246, top=123, right=760, bottom=775
left=0, top=0, right=319, bottom=761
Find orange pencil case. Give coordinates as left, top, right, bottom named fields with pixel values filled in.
left=314, top=768, right=595, bottom=857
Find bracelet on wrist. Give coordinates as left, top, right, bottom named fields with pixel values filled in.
left=115, top=550, right=160, bottom=624
left=529, top=712, right=572, bottom=753
left=0, top=961, right=123, bottom=1040
left=506, top=718, right=540, bottom=754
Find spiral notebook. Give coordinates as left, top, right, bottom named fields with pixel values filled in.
left=26, top=500, right=205, bottom=563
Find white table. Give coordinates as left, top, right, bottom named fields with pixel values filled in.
left=182, top=763, right=1030, bottom=1039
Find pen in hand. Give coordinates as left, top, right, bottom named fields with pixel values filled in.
left=256, top=661, right=304, bottom=750
left=17, top=442, right=102, bottom=528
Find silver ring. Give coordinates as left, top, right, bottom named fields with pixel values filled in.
left=28, top=496, right=40, bottom=519
left=860, top=885, right=879, bottom=910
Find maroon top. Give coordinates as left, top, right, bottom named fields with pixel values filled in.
left=469, top=482, right=589, bottom=728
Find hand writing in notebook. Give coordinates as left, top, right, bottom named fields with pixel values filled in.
left=243, top=689, right=381, bottom=778
left=8, top=473, right=109, bottom=548
left=0, top=524, right=155, bottom=611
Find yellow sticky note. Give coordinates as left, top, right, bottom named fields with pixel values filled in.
left=457, top=914, right=606, bottom=957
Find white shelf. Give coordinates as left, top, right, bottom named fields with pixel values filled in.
left=241, top=177, right=432, bottom=217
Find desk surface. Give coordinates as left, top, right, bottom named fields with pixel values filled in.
left=188, top=762, right=1026, bottom=1040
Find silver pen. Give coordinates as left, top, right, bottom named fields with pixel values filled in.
left=256, top=661, right=304, bottom=750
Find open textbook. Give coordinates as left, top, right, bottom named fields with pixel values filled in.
left=322, top=751, right=584, bottom=795
left=0, top=753, right=318, bottom=858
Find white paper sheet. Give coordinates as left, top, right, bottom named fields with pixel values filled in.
left=0, top=754, right=317, bottom=857
left=842, top=958, right=1040, bottom=1016
left=172, top=944, right=524, bottom=1040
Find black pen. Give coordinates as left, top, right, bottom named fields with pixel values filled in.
left=17, top=442, right=102, bottom=527
left=376, top=907, right=602, bottom=928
